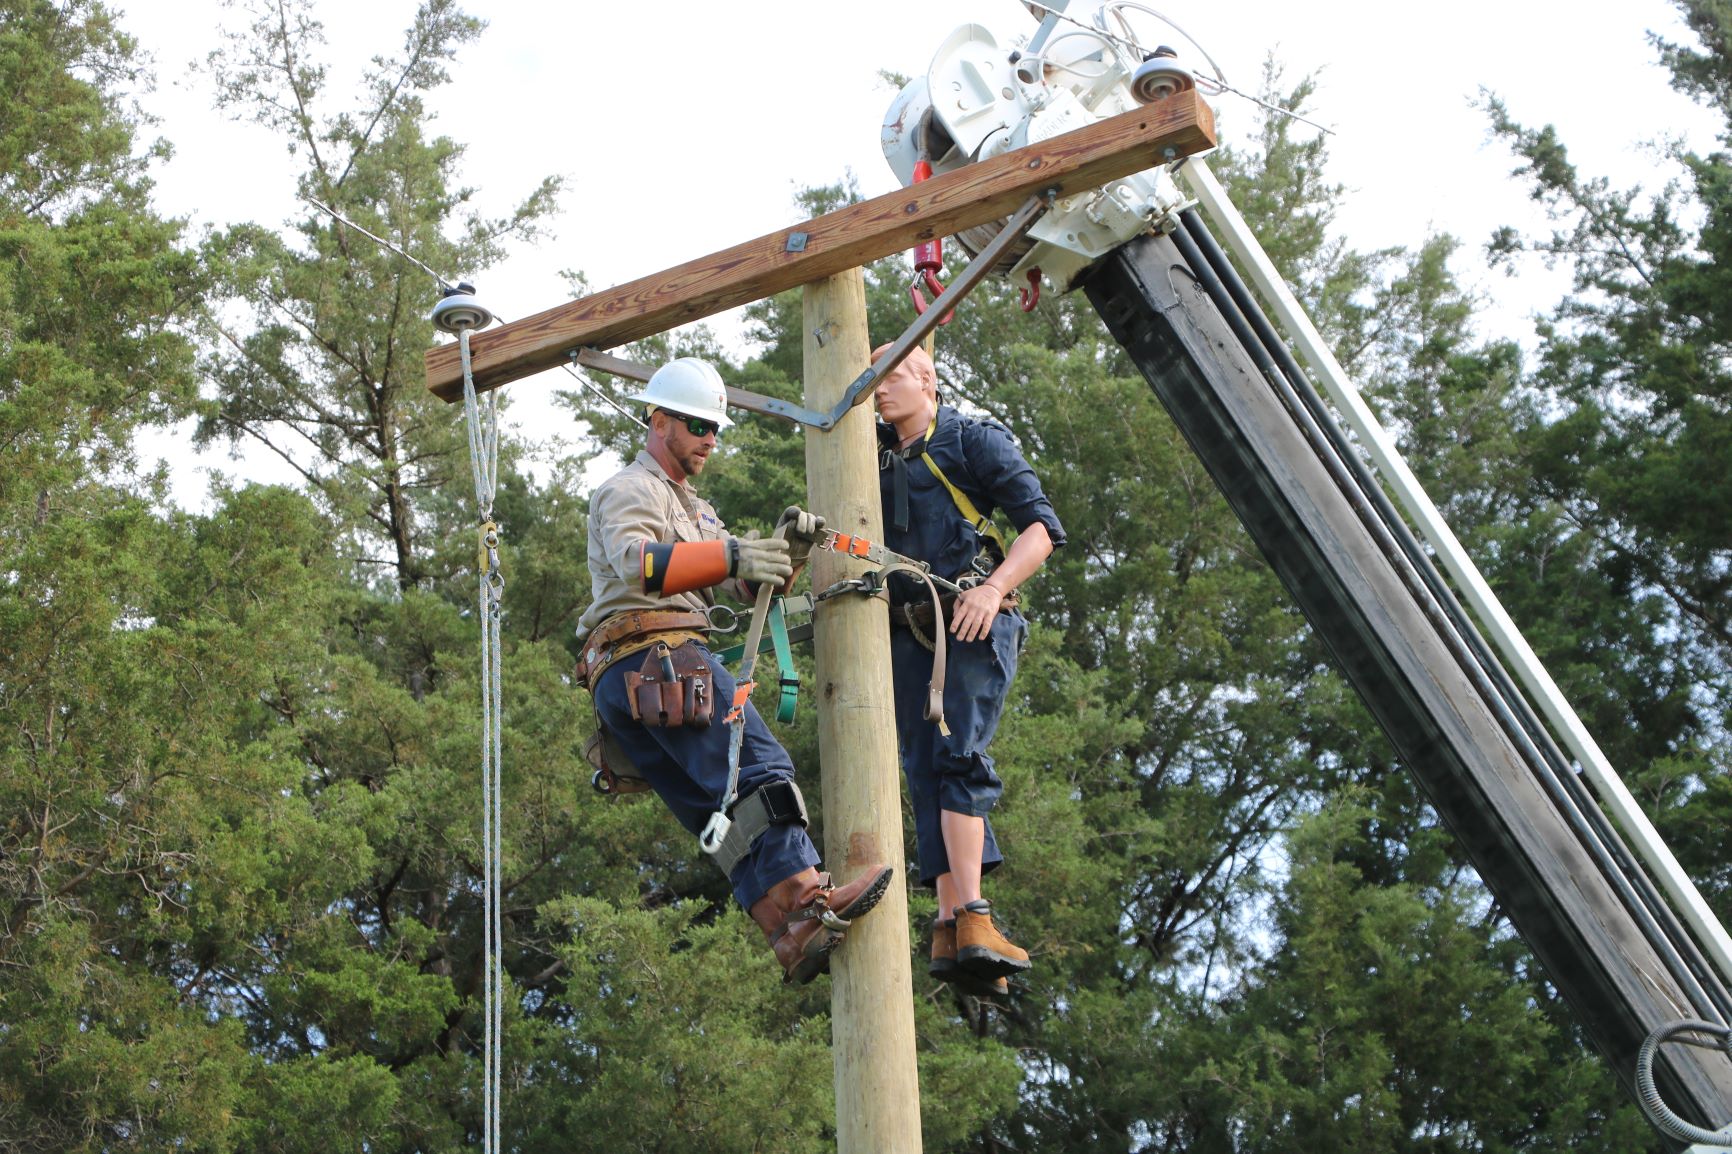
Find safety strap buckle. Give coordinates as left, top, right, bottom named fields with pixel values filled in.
left=699, top=810, right=732, bottom=856
left=702, top=780, right=809, bottom=877
left=823, top=531, right=878, bottom=561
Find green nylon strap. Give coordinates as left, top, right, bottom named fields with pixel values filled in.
left=712, top=597, right=801, bottom=723
left=768, top=598, right=797, bottom=723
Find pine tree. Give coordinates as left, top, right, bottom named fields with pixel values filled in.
left=1486, top=0, right=1732, bottom=927
left=197, top=0, right=558, bottom=592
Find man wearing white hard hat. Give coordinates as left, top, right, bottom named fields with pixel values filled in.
left=575, top=357, right=892, bottom=985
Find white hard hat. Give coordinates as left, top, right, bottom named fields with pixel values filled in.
left=628, top=357, right=734, bottom=428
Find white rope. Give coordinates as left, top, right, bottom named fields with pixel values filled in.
left=460, top=327, right=506, bottom=1154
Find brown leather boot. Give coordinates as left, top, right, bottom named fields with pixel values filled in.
left=954, top=899, right=1030, bottom=979
left=748, top=864, right=895, bottom=985
left=929, top=917, right=958, bottom=981
left=929, top=917, right=1009, bottom=998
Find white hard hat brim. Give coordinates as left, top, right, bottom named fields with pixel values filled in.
left=626, top=391, right=736, bottom=429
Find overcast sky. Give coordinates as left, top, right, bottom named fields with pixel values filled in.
left=117, top=0, right=1723, bottom=504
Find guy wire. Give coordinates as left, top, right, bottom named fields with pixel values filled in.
left=302, top=196, right=648, bottom=428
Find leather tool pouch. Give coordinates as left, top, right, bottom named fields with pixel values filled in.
left=584, top=729, right=651, bottom=795
left=624, top=642, right=714, bottom=729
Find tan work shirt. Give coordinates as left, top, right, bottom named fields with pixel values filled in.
left=577, top=450, right=736, bottom=638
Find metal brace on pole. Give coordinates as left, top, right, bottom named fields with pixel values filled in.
left=571, top=191, right=1057, bottom=431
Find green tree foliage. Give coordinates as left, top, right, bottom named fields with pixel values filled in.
left=196, top=0, right=559, bottom=590
left=0, top=3, right=215, bottom=1142
left=0, top=0, right=204, bottom=510
left=1485, top=0, right=1732, bottom=923
left=7, top=0, right=1725, bottom=1148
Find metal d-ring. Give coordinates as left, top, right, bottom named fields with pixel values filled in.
left=705, top=604, right=741, bottom=634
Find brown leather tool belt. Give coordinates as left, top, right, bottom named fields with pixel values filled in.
left=575, top=609, right=710, bottom=691
left=894, top=587, right=1020, bottom=635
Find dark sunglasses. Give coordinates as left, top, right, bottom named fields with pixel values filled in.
left=664, top=411, right=720, bottom=439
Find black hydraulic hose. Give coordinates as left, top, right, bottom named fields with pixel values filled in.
left=1180, top=213, right=1581, bottom=789
left=1638, top=1020, right=1732, bottom=1145
left=1168, top=215, right=1730, bottom=1026
left=1175, top=212, right=1732, bottom=1026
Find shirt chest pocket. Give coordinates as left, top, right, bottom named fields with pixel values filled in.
left=671, top=500, right=725, bottom=544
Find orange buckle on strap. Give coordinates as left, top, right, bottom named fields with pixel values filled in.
left=827, top=533, right=873, bottom=558
left=724, top=681, right=756, bottom=724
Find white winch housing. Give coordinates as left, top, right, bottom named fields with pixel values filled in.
left=881, top=1, right=1208, bottom=293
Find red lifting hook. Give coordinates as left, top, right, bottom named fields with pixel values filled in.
left=1020, top=268, right=1042, bottom=312
left=908, top=160, right=954, bottom=324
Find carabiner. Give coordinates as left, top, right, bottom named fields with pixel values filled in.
left=704, top=604, right=741, bottom=634
left=699, top=810, right=732, bottom=856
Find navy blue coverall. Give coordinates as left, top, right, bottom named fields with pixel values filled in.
left=592, top=650, right=818, bottom=910
left=878, top=405, right=1066, bottom=887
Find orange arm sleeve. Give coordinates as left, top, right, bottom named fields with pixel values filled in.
left=641, top=539, right=732, bottom=595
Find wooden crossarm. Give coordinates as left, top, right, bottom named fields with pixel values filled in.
left=425, top=90, right=1215, bottom=401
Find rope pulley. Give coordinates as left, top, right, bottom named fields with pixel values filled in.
left=908, top=160, right=955, bottom=325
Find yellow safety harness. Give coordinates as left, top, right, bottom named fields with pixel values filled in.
left=919, top=416, right=1007, bottom=560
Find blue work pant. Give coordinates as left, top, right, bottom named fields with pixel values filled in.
left=891, top=611, right=1027, bottom=887
left=593, top=641, right=819, bottom=910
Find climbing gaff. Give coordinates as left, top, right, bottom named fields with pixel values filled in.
left=908, top=160, right=955, bottom=325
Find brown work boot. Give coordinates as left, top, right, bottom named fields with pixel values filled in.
left=930, top=917, right=1009, bottom=998
left=929, top=917, right=959, bottom=981
left=748, top=864, right=895, bottom=985
left=954, top=899, right=1030, bottom=980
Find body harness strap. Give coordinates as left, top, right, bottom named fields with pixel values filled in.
left=921, top=416, right=1007, bottom=559
left=700, top=520, right=957, bottom=861
left=885, top=415, right=1007, bottom=562
left=818, top=530, right=955, bottom=736
left=712, top=595, right=806, bottom=724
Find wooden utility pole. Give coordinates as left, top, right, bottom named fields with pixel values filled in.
left=803, top=268, right=922, bottom=1153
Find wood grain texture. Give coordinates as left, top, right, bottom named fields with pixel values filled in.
left=426, top=90, right=1216, bottom=400
left=802, top=272, right=923, bottom=1154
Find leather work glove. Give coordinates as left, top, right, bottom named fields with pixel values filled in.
left=777, top=505, right=828, bottom=568
left=729, top=535, right=794, bottom=587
